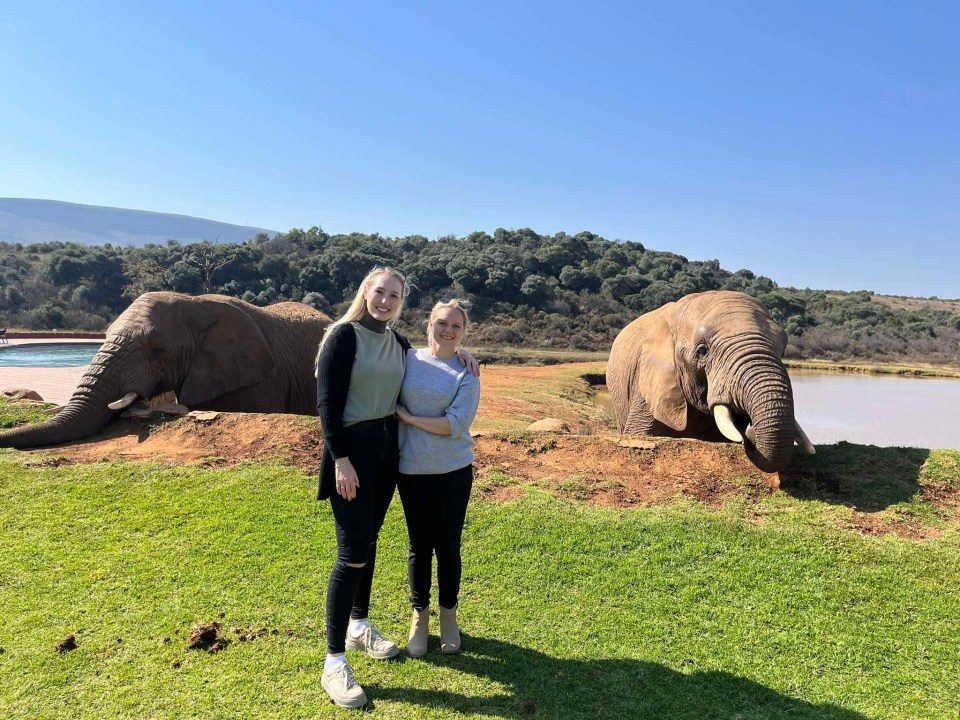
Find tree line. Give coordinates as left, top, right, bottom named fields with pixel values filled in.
left=1, top=227, right=958, bottom=366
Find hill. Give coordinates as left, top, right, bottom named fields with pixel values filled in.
left=0, top=225, right=957, bottom=367
left=0, top=198, right=276, bottom=247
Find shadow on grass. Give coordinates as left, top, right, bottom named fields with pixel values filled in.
left=372, top=636, right=866, bottom=719
left=779, top=443, right=930, bottom=512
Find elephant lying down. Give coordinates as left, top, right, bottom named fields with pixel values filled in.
left=0, top=292, right=331, bottom=449
left=607, top=290, right=814, bottom=473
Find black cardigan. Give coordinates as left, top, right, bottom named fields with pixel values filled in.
left=315, top=322, right=411, bottom=500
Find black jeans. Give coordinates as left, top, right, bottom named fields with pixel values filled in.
left=325, top=417, right=398, bottom=654
left=397, top=465, right=473, bottom=611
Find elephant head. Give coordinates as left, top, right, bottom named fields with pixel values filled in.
left=0, top=292, right=279, bottom=449
left=607, top=290, right=814, bottom=473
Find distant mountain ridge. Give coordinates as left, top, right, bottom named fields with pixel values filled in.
left=0, top=198, right=277, bottom=247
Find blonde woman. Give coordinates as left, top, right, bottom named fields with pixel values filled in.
left=395, top=299, right=481, bottom=658
left=315, top=270, right=476, bottom=709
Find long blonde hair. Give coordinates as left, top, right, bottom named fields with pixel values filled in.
left=315, top=266, right=408, bottom=374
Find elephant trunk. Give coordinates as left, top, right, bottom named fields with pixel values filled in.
left=0, top=341, right=136, bottom=449
left=724, top=346, right=796, bottom=473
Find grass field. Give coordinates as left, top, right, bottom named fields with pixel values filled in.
left=0, top=458, right=958, bottom=717
left=1, top=401, right=959, bottom=719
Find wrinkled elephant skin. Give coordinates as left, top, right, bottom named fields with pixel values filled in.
left=0, top=292, right=331, bottom=449
left=607, top=290, right=812, bottom=473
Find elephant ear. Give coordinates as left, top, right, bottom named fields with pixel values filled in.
left=178, top=300, right=275, bottom=407
left=772, top=324, right=788, bottom=358
left=749, top=298, right=789, bottom=357
left=634, top=319, right=688, bottom=432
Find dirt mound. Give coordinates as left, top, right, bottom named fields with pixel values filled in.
left=24, top=412, right=771, bottom=506
left=36, top=412, right=324, bottom=470
left=474, top=432, right=779, bottom=508
left=188, top=622, right=228, bottom=654
left=18, top=411, right=957, bottom=538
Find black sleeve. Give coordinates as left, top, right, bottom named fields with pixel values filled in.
left=315, top=323, right=356, bottom=460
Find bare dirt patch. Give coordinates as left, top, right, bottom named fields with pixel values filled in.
left=22, top=410, right=777, bottom=512
left=188, top=622, right=228, bottom=654
left=56, top=634, right=77, bottom=653
left=32, top=413, right=324, bottom=470
left=473, top=362, right=610, bottom=433
left=474, top=432, right=779, bottom=508
left=16, top=405, right=958, bottom=539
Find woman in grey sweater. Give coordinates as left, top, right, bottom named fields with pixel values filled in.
left=396, top=299, right=481, bottom=657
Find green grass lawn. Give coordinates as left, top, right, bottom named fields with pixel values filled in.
left=0, top=399, right=53, bottom=429
left=0, top=448, right=958, bottom=719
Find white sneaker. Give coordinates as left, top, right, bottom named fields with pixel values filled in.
left=321, top=662, right=368, bottom=708
left=345, top=623, right=399, bottom=659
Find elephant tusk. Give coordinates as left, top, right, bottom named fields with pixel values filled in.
left=107, top=392, right=139, bottom=411
left=794, top=420, right=816, bottom=454
left=713, top=404, right=744, bottom=443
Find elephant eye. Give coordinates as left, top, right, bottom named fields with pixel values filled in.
left=695, top=345, right=708, bottom=359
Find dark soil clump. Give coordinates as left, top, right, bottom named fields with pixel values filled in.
left=188, top=622, right=228, bottom=653
left=56, top=634, right=77, bottom=653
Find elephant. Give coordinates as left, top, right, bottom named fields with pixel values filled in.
left=607, top=290, right=814, bottom=473
left=0, top=292, right=332, bottom=449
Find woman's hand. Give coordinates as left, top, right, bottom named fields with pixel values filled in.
left=335, top=459, right=359, bottom=501
left=396, top=404, right=413, bottom=424
left=456, top=348, right=480, bottom=376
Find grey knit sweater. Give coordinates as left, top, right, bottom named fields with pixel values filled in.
left=398, top=348, right=481, bottom=475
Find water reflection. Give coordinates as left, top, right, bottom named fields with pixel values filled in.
left=790, top=372, right=960, bottom=450
left=591, top=373, right=960, bottom=451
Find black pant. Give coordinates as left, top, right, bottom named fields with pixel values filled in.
left=325, top=417, right=398, bottom=654
left=397, top=465, right=473, bottom=611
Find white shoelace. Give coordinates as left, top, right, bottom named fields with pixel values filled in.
left=331, top=663, right=358, bottom=689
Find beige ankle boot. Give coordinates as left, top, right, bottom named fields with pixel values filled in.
left=439, top=605, right=461, bottom=654
left=407, top=607, right=429, bottom=658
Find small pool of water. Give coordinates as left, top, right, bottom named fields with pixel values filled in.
left=589, top=374, right=960, bottom=450
left=593, top=386, right=614, bottom=413
left=0, top=343, right=102, bottom=367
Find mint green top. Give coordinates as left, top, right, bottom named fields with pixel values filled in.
left=343, top=321, right=406, bottom=427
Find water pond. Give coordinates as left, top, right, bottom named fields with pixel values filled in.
left=791, top=372, right=960, bottom=451
left=594, top=372, right=960, bottom=451
left=0, top=343, right=102, bottom=368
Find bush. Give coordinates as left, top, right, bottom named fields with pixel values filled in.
left=30, top=301, right=67, bottom=330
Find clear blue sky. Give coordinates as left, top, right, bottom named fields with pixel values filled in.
left=2, top=1, right=957, bottom=298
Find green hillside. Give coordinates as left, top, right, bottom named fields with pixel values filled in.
left=1, top=227, right=957, bottom=366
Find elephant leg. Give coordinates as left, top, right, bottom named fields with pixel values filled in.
left=622, top=396, right=657, bottom=435
left=624, top=396, right=711, bottom=439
